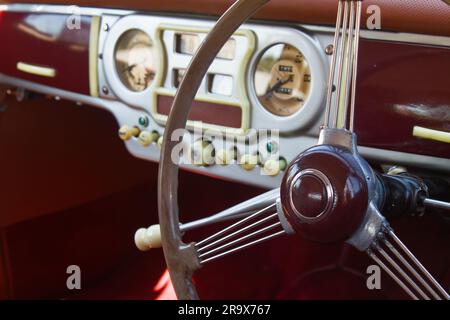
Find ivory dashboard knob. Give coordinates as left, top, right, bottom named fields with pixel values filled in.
left=118, top=125, right=140, bottom=141
left=263, top=158, right=287, bottom=176
left=138, top=131, right=159, bottom=147
left=157, top=136, right=164, bottom=149
left=263, top=159, right=281, bottom=176
left=134, top=225, right=162, bottom=251
left=215, top=149, right=235, bottom=166
left=191, top=140, right=215, bottom=166
left=240, top=154, right=258, bottom=171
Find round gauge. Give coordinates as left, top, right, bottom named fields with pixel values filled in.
left=254, top=44, right=312, bottom=117
left=114, top=29, right=157, bottom=92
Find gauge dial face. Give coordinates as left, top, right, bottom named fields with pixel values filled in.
left=254, top=44, right=311, bottom=116
left=114, top=30, right=157, bottom=92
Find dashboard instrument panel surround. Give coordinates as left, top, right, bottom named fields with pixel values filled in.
left=100, top=14, right=328, bottom=135
left=0, top=4, right=449, bottom=189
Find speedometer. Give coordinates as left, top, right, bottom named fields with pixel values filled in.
left=254, top=44, right=311, bottom=116
left=114, top=29, right=157, bottom=92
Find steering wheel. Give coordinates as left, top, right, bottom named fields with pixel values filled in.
left=157, top=0, right=449, bottom=300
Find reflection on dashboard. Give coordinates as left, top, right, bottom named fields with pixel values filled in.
left=114, top=29, right=157, bottom=92
left=254, top=44, right=311, bottom=116
left=175, top=32, right=236, bottom=60
left=1, top=7, right=449, bottom=191
left=175, top=33, right=200, bottom=56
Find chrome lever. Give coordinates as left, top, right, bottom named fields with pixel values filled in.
left=423, top=198, right=450, bottom=211
left=323, top=0, right=363, bottom=131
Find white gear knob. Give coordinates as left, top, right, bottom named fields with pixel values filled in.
left=134, top=225, right=162, bottom=251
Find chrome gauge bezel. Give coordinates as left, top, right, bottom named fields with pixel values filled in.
left=113, top=29, right=157, bottom=92
left=102, top=16, right=163, bottom=109
left=248, top=26, right=328, bottom=132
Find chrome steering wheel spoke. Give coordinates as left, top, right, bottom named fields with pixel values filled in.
left=195, top=202, right=286, bottom=264
left=180, top=188, right=280, bottom=233
left=367, top=227, right=449, bottom=300
left=179, top=190, right=289, bottom=265
left=348, top=202, right=449, bottom=300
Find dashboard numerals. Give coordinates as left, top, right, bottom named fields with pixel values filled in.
left=254, top=44, right=311, bottom=116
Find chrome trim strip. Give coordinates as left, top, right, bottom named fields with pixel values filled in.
left=0, top=3, right=133, bottom=16
left=1, top=3, right=449, bottom=47
left=89, top=16, right=101, bottom=97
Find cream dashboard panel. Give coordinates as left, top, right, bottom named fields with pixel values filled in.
left=96, top=14, right=329, bottom=188
left=2, top=5, right=448, bottom=190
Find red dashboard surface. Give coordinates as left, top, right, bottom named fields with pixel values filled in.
left=355, top=40, right=450, bottom=159
left=0, top=12, right=91, bottom=94
left=3, top=0, right=450, bottom=37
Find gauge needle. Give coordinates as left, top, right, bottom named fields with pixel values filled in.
left=263, top=76, right=291, bottom=99
left=124, top=64, right=137, bottom=75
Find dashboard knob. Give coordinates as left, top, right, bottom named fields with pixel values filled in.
left=134, top=225, right=162, bottom=251
left=138, top=130, right=159, bottom=147
left=118, top=125, right=140, bottom=141
left=157, top=136, right=164, bottom=149
left=263, top=158, right=287, bottom=176
left=191, top=140, right=215, bottom=166
left=240, top=154, right=258, bottom=171
left=215, top=149, right=235, bottom=166
left=263, top=159, right=281, bottom=176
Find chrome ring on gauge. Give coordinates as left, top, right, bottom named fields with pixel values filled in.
left=114, top=29, right=158, bottom=92
left=254, top=44, right=312, bottom=117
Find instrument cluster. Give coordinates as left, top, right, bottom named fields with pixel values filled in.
left=99, top=14, right=327, bottom=135
left=95, top=14, right=329, bottom=188
left=2, top=5, right=448, bottom=189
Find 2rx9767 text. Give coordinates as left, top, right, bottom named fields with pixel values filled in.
left=221, top=304, right=270, bottom=315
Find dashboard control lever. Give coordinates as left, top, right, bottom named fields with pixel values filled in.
left=240, top=154, right=258, bottom=171
left=134, top=225, right=162, bottom=251
left=191, top=140, right=215, bottom=166
left=118, top=125, right=140, bottom=141
left=157, top=136, right=164, bottom=149
left=215, top=148, right=236, bottom=166
left=423, top=198, right=450, bottom=211
left=263, top=158, right=287, bottom=176
left=413, top=126, right=450, bottom=144
left=138, top=130, right=159, bottom=147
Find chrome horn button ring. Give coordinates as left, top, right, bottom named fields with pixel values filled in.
left=289, top=169, right=335, bottom=222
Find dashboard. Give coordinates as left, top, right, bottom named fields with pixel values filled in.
left=0, top=3, right=449, bottom=189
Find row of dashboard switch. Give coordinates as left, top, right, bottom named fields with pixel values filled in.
left=118, top=125, right=162, bottom=148
left=118, top=125, right=286, bottom=176
left=191, top=140, right=287, bottom=176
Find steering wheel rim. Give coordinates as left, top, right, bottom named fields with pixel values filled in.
left=158, top=0, right=450, bottom=301
left=158, top=0, right=270, bottom=300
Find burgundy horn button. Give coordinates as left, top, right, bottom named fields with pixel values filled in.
left=280, top=144, right=369, bottom=243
